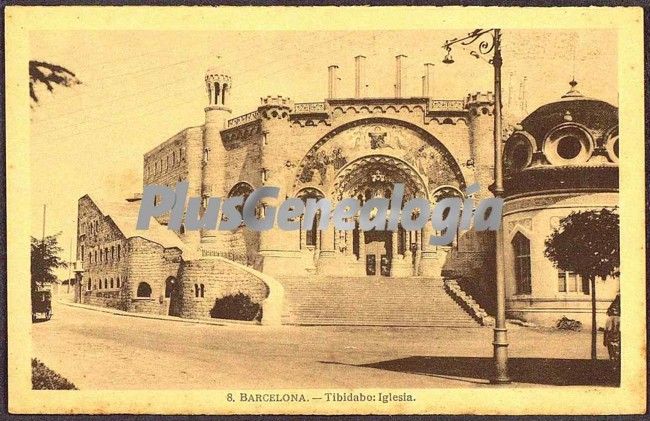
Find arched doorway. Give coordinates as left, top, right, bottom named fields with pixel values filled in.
left=332, top=155, right=429, bottom=277
left=165, top=276, right=181, bottom=316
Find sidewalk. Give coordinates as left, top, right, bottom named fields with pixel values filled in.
left=58, top=299, right=261, bottom=327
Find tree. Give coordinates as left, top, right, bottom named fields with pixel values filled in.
left=31, top=233, right=67, bottom=293
left=29, top=60, right=81, bottom=104
left=544, top=208, right=620, bottom=360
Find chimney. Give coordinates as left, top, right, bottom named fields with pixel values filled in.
left=423, top=63, right=434, bottom=97
left=354, top=55, right=366, bottom=98
left=328, top=65, right=339, bottom=99
left=395, top=54, right=407, bottom=98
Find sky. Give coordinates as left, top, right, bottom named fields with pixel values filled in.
left=29, top=29, right=618, bottom=277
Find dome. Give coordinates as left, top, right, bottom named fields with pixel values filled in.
left=502, top=80, right=619, bottom=197
left=519, top=80, right=618, bottom=152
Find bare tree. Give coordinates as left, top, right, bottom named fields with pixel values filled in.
left=29, top=60, right=81, bottom=103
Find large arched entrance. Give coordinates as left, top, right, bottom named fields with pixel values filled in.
left=291, top=118, right=467, bottom=278
left=332, top=154, right=430, bottom=277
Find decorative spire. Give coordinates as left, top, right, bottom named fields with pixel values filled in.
left=561, top=78, right=584, bottom=99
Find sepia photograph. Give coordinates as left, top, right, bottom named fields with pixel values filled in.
left=5, top=5, right=646, bottom=415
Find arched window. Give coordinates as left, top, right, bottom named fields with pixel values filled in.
left=116, top=276, right=121, bottom=288
left=111, top=246, right=115, bottom=261
left=512, top=232, right=532, bottom=294
left=99, top=279, right=102, bottom=289
left=297, top=188, right=325, bottom=247
left=87, top=278, right=91, bottom=291
left=200, top=284, right=205, bottom=298
left=228, top=182, right=255, bottom=225
left=222, top=83, right=227, bottom=105
left=89, top=252, right=92, bottom=263
left=136, top=282, right=152, bottom=298
left=117, top=244, right=121, bottom=261
left=104, top=279, right=108, bottom=289
left=194, top=284, right=199, bottom=298
left=214, top=82, right=220, bottom=105
left=110, top=278, right=114, bottom=288
left=94, top=250, right=97, bottom=263
left=165, top=277, right=176, bottom=298
left=105, top=247, right=109, bottom=263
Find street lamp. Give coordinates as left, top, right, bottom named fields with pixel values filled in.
left=442, top=28, right=510, bottom=384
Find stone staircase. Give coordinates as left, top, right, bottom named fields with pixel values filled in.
left=277, top=277, right=482, bottom=327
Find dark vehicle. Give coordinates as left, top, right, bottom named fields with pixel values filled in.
left=32, top=291, right=52, bottom=322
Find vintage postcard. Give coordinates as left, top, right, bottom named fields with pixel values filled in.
left=5, top=5, right=646, bottom=415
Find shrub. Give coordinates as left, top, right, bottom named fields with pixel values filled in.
left=32, top=358, right=77, bottom=390
left=210, top=293, right=261, bottom=321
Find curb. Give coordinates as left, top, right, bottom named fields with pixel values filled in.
left=57, top=300, right=264, bottom=328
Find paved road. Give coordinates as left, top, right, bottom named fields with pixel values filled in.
left=31, top=301, right=611, bottom=389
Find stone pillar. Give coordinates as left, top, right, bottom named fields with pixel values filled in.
left=358, top=230, right=365, bottom=260
left=344, top=231, right=353, bottom=256
left=420, top=223, right=440, bottom=277
left=321, top=225, right=335, bottom=255
left=414, top=230, right=422, bottom=276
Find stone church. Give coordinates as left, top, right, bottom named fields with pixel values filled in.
left=76, top=56, right=619, bottom=327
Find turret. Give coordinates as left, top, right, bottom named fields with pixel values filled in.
left=256, top=96, right=294, bottom=257
left=466, top=92, right=496, bottom=199
left=201, top=63, right=232, bottom=245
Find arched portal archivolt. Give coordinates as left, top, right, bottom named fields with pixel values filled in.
left=332, top=154, right=429, bottom=201
left=292, top=117, right=466, bottom=194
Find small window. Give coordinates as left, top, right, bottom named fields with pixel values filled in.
left=194, top=283, right=199, bottom=298
left=137, top=282, right=152, bottom=298
left=557, top=136, right=582, bottom=159
left=104, top=279, right=108, bottom=289
left=117, top=244, right=121, bottom=261
left=99, top=279, right=102, bottom=289
left=110, top=278, right=114, bottom=289
left=87, top=278, right=91, bottom=291
left=200, top=284, right=205, bottom=298
left=116, top=276, right=121, bottom=288
left=111, top=246, right=115, bottom=261
left=88, top=252, right=92, bottom=263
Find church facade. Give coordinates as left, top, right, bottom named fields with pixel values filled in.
left=75, top=57, right=618, bottom=327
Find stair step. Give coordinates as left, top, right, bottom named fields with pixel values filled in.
left=276, top=276, right=482, bottom=328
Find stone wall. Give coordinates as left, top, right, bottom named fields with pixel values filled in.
left=142, top=126, right=203, bottom=242
left=177, top=257, right=268, bottom=320
left=124, top=237, right=182, bottom=314
left=77, top=196, right=131, bottom=309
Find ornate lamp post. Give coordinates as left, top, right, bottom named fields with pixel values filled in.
left=442, top=28, right=510, bottom=384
